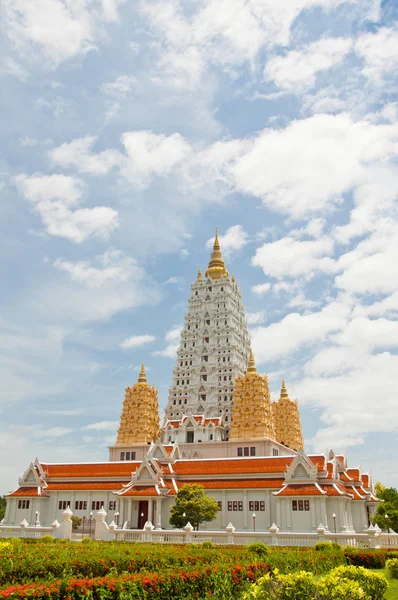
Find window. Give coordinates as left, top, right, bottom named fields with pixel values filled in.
left=292, top=500, right=298, bottom=511
left=304, top=500, right=310, bottom=511
left=273, top=448, right=279, bottom=456
left=250, top=447, right=256, bottom=456
left=244, top=447, right=249, bottom=456
left=18, top=500, right=30, bottom=509
left=109, top=501, right=117, bottom=511
left=204, top=337, right=209, bottom=343
left=75, top=501, right=88, bottom=511
left=217, top=501, right=222, bottom=511
left=203, top=356, right=208, bottom=362
left=206, top=319, right=210, bottom=326
left=120, top=452, right=125, bottom=460
left=228, top=501, right=232, bottom=511
left=233, top=501, right=237, bottom=511
left=238, top=501, right=243, bottom=511
left=58, top=500, right=70, bottom=510
left=91, top=501, right=104, bottom=511
left=201, top=375, right=207, bottom=382
left=237, top=447, right=243, bottom=456
left=126, top=452, right=130, bottom=460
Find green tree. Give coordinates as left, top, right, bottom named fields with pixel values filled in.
left=372, top=483, right=398, bottom=532
left=0, top=496, right=6, bottom=521
left=169, top=483, right=219, bottom=531
left=71, top=516, right=82, bottom=531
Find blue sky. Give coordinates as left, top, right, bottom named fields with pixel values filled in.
left=1, top=0, right=398, bottom=494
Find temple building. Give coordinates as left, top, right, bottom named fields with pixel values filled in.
left=2, top=232, right=378, bottom=534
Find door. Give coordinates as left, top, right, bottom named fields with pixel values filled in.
left=138, top=500, right=148, bottom=529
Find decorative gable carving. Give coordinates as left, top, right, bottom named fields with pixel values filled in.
left=19, top=461, right=43, bottom=487
left=285, top=450, right=317, bottom=481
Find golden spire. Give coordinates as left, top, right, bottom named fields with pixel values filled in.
left=280, top=379, right=289, bottom=399
left=138, top=361, right=147, bottom=384
left=231, top=273, right=235, bottom=283
left=197, top=266, right=203, bottom=282
left=204, top=229, right=229, bottom=280
left=247, top=349, right=257, bottom=375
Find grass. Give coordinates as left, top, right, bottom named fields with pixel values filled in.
left=369, top=569, right=398, bottom=600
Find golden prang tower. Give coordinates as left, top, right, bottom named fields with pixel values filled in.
left=116, top=363, right=160, bottom=445
left=272, top=380, right=304, bottom=451
left=230, top=350, right=276, bottom=441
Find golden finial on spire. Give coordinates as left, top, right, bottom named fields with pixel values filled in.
left=138, top=361, right=147, bottom=384
left=204, top=228, right=229, bottom=280
left=231, top=273, right=235, bottom=283
left=247, top=349, right=257, bottom=375
left=280, top=379, right=289, bottom=398
left=197, top=266, right=203, bottom=282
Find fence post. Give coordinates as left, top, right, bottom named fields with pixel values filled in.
left=53, top=507, right=73, bottom=540
left=366, top=525, right=380, bottom=549
left=316, top=523, right=326, bottom=542
left=184, top=522, right=193, bottom=543
left=144, top=521, right=154, bottom=542
left=269, top=523, right=279, bottom=546
left=95, top=507, right=112, bottom=541
left=226, top=522, right=235, bottom=545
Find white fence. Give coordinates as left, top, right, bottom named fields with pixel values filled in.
left=2, top=507, right=397, bottom=550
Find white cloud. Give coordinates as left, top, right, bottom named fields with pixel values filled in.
left=265, top=37, right=352, bottom=92
left=252, top=283, right=271, bottom=296
left=251, top=301, right=350, bottom=362
left=231, top=114, right=398, bottom=218
left=33, top=426, right=73, bottom=438
left=356, top=27, right=398, bottom=83
left=101, top=75, right=137, bottom=98
left=2, top=0, right=125, bottom=67
left=48, top=249, right=161, bottom=323
left=50, top=136, right=121, bottom=175
left=2, top=0, right=96, bottom=66
left=141, top=0, right=353, bottom=89
left=335, top=223, right=398, bottom=295
left=16, top=173, right=119, bottom=243
left=206, top=225, right=248, bottom=256
left=247, top=310, right=266, bottom=325
left=120, top=334, right=156, bottom=349
left=153, top=324, right=182, bottom=358
left=252, top=236, right=335, bottom=280
left=120, top=130, right=191, bottom=188
left=82, top=420, right=118, bottom=431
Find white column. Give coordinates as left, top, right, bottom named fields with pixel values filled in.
left=53, top=492, right=59, bottom=522
left=221, top=491, right=227, bottom=528
left=148, top=498, right=153, bottom=524
left=286, top=498, right=291, bottom=531
left=266, top=491, right=271, bottom=528
left=243, top=490, right=248, bottom=530
left=310, top=499, right=316, bottom=531
left=338, top=500, right=347, bottom=532
left=276, top=499, right=281, bottom=528
left=321, top=498, right=328, bottom=530
left=155, top=498, right=162, bottom=529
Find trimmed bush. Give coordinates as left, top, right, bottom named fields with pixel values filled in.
left=329, top=565, right=388, bottom=600
left=201, top=541, right=212, bottom=549
left=315, top=541, right=342, bottom=552
left=386, top=558, right=398, bottom=579
left=344, top=548, right=385, bottom=568
left=247, top=542, right=270, bottom=558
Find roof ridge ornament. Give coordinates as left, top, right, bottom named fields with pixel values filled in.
left=204, top=228, right=229, bottom=280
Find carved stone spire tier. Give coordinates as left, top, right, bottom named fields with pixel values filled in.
left=272, top=380, right=304, bottom=451
left=162, top=230, right=250, bottom=439
left=116, top=366, right=160, bottom=446
left=230, top=352, right=276, bottom=441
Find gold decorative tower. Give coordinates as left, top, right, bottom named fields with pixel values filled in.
left=116, top=363, right=160, bottom=445
left=272, top=380, right=304, bottom=451
left=205, top=229, right=229, bottom=280
left=229, top=351, right=276, bottom=441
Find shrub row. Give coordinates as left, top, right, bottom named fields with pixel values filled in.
left=0, top=562, right=269, bottom=600
left=386, top=558, right=398, bottom=579
left=242, top=565, right=388, bottom=600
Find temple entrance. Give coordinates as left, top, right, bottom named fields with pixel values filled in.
left=138, top=501, right=148, bottom=529
left=186, top=431, right=194, bottom=443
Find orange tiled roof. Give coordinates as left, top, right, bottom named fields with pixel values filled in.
left=362, top=474, right=369, bottom=488
left=346, top=468, right=361, bottom=482
left=339, top=471, right=353, bottom=482
left=276, top=484, right=324, bottom=497
left=176, top=478, right=285, bottom=490
left=172, top=457, right=295, bottom=475
left=45, top=482, right=126, bottom=491
left=320, top=484, right=353, bottom=497
left=41, top=462, right=140, bottom=478
left=120, top=486, right=161, bottom=497
left=7, top=487, right=47, bottom=497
